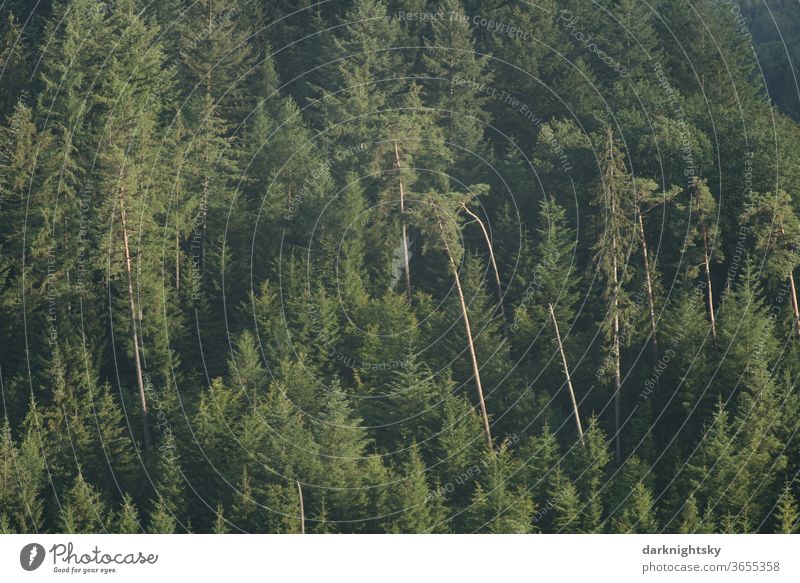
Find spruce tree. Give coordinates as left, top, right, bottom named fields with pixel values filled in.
left=60, top=472, right=109, bottom=533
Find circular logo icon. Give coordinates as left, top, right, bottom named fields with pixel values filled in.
left=20, top=543, right=46, bottom=571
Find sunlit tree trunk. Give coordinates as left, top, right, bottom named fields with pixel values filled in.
left=548, top=304, right=584, bottom=446
left=120, top=185, right=151, bottom=450
left=433, top=206, right=492, bottom=449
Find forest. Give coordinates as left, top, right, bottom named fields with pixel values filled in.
left=1, top=0, right=800, bottom=534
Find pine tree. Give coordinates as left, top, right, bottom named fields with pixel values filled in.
left=598, top=0, right=662, bottom=81
left=313, top=0, right=407, bottom=171
left=230, top=466, right=259, bottom=532
left=116, top=495, right=142, bottom=533
left=387, top=443, right=445, bottom=533
left=592, top=128, right=637, bottom=463
left=568, top=417, right=610, bottom=532
left=435, top=393, right=484, bottom=508
left=414, top=184, right=494, bottom=447
left=774, top=481, right=799, bottom=534
left=60, top=472, right=109, bottom=533
left=467, top=445, right=535, bottom=533
left=742, top=189, right=800, bottom=338
left=228, top=330, right=267, bottom=411
left=551, top=467, right=583, bottom=533
left=213, top=503, right=229, bottom=534
left=422, top=0, right=492, bottom=182
left=680, top=178, right=723, bottom=340
left=176, top=0, right=257, bottom=124
left=677, top=494, right=703, bottom=534
left=147, top=497, right=177, bottom=534
left=612, top=482, right=659, bottom=533
left=0, top=13, right=28, bottom=116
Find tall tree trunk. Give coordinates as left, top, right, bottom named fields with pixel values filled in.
left=636, top=209, right=658, bottom=359
left=297, top=480, right=305, bottom=534
left=701, top=225, right=718, bottom=342
left=394, top=142, right=411, bottom=299
left=120, top=186, right=151, bottom=450
left=612, top=271, right=622, bottom=464
left=459, top=202, right=507, bottom=335
left=608, top=130, right=622, bottom=464
left=175, top=231, right=180, bottom=293
left=548, top=304, right=584, bottom=446
left=433, top=207, right=493, bottom=449
left=788, top=272, right=800, bottom=338
left=777, top=225, right=800, bottom=339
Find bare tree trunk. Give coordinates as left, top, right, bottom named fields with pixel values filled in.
left=460, top=202, right=507, bottom=334
left=433, top=207, right=493, bottom=449
left=296, top=480, right=305, bottom=534
left=701, top=225, right=718, bottom=342
left=548, top=304, right=584, bottom=446
left=175, top=231, right=180, bottom=293
left=608, top=130, right=622, bottom=464
left=789, top=272, right=800, bottom=338
left=394, top=142, right=411, bottom=299
left=776, top=224, right=800, bottom=339
left=612, top=279, right=622, bottom=464
left=637, top=209, right=658, bottom=359
left=120, top=187, right=151, bottom=450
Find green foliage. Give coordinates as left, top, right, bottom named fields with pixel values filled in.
left=0, top=0, right=798, bottom=535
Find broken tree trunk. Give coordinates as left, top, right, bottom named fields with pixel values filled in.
left=776, top=224, right=800, bottom=339
left=636, top=208, right=658, bottom=359
left=433, top=206, right=493, bottom=450
left=459, top=202, right=507, bottom=334
left=608, top=130, right=623, bottom=464
left=789, top=272, right=800, bottom=338
left=701, top=224, right=718, bottom=342
left=395, top=142, right=412, bottom=299
left=297, top=480, right=305, bottom=534
left=548, top=304, right=584, bottom=446
left=120, top=186, right=151, bottom=450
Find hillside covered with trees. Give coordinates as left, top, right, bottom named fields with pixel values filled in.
left=1, top=0, right=800, bottom=533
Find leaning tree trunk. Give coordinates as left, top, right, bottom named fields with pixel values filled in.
left=120, top=186, right=151, bottom=450
left=433, top=206, right=493, bottom=450
left=297, top=480, right=305, bottom=534
left=548, top=304, right=584, bottom=446
left=777, top=224, right=800, bottom=339
left=636, top=209, right=658, bottom=359
left=459, top=202, right=507, bottom=335
left=701, top=224, right=718, bottom=342
left=394, top=143, right=412, bottom=299
left=788, top=271, right=800, bottom=338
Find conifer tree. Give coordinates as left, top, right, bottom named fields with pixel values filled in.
left=60, top=472, right=109, bottom=533
left=681, top=178, right=724, bottom=341
left=116, top=495, right=141, bottom=533
left=592, top=129, right=636, bottom=462
left=415, top=185, right=493, bottom=448
left=0, top=13, right=28, bottom=116
left=467, top=444, right=535, bottom=533
left=176, top=0, right=256, bottom=124
left=422, top=0, right=492, bottom=181
left=551, top=467, right=583, bottom=533
left=742, top=189, right=800, bottom=337
left=612, top=482, right=659, bottom=534
left=314, top=0, right=407, bottom=171
left=568, top=417, right=610, bottom=532
left=774, top=481, right=799, bottom=534
left=387, top=443, right=446, bottom=533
